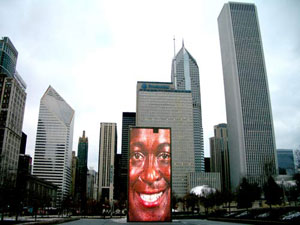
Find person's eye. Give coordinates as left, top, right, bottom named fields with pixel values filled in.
left=158, top=152, right=170, bottom=161
left=132, top=152, right=144, bottom=160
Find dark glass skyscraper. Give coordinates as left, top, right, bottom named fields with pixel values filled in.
left=120, top=112, right=135, bottom=199
left=0, top=37, right=18, bottom=77
left=77, top=130, right=88, bottom=212
left=218, top=2, right=277, bottom=189
left=171, top=43, right=204, bottom=172
left=277, top=149, right=295, bottom=175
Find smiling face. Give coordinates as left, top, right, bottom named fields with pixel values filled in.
left=128, top=128, right=171, bottom=222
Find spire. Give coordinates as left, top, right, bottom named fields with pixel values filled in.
left=79, top=130, right=88, bottom=143
left=182, top=38, right=185, bottom=48
left=173, top=36, right=176, bottom=58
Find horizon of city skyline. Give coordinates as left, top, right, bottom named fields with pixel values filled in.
left=0, top=0, right=299, bottom=171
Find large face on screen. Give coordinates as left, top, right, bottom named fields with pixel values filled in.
left=128, top=128, right=171, bottom=222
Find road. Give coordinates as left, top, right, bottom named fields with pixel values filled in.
left=61, top=218, right=250, bottom=225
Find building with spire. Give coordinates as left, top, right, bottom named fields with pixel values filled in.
left=171, top=41, right=204, bottom=172
left=0, top=37, right=27, bottom=189
left=77, top=130, right=88, bottom=212
left=218, top=2, right=277, bottom=189
left=33, top=86, right=75, bottom=204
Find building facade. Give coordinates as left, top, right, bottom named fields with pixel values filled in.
left=32, top=86, right=74, bottom=204
left=171, top=43, right=204, bottom=172
left=71, top=151, right=77, bottom=198
left=77, top=130, right=88, bottom=211
left=97, top=122, right=117, bottom=205
left=120, top=112, right=135, bottom=200
left=136, top=81, right=195, bottom=196
left=210, top=123, right=230, bottom=191
left=188, top=172, right=221, bottom=192
left=0, top=37, right=18, bottom=77
left=86, top=167, right=97, bottom=201
left=277, top=149, right=296, bottom=175
left=204, top=157, right=210, bottom=172
left=218, top=2, right=277, bottom=189
left=0, top=37, right=27, bottom=189
left=294, top=149, right=300, bottom=173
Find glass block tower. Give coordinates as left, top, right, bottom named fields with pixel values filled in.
left=171, top=43, right=204, bottom=172
left=218, top=2, right=277, bottom=189
left=33, top=86, right=75, bottom=204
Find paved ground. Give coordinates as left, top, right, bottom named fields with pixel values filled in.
left=61, top=218, right=250, bottom=225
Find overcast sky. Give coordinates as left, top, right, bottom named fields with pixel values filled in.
left=1, top=0, right=299, bottom=171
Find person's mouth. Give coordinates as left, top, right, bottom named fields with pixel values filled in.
left=137, top=189, right=168, bottom=208
left=140, top=192, right=163, bottom=203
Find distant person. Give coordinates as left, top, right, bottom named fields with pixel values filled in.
left=128, top=127, right=171, bottom=222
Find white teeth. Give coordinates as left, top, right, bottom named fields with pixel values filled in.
left=140, top=192, right=163, bottom=202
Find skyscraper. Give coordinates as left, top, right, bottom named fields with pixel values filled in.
left=210, top=123, right=230, bottom=191
left=77, top=130, right=88, bottom=211
left=218, top=2, right=277, bottom=189
left=97, top=122, right=117, bottom=204
left=0, top=37, right=27, bottom=189
left=171, top=43, right=204, bottom=172
left=120, top=112, right=136, bottom=199
left=277, top=149, right=296, bottom=175
left=86, top=167, right=97, bottom=201
left=33, top=86, right=75, bottom=204
left=71, top=151, right=78, bottom=198
left=136, top=81, right=195, bottom=196
left=294, top=149, right=300, bottom=173
left=0, top=37, right=18, bottom=78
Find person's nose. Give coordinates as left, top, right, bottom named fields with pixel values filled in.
left=140, top=154, right=161, bottom=184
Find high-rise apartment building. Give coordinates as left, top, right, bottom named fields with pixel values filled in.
left=172, top=43, right=204, bottom=172
left=0, top=37, right=27, bottom=189
left=218, top=2, right=277, bottom=189
left=136, top=81, right=195, bottom=196
left=33, top=86, right=75, bottom=204
left=120, top=112, right=135, bottom=199
left=210, top=123, right=230, bottom=191
left=97, top=122, right=117, bottom=204
left=277, top=149, right=296, bottom=175
left=77, top=130, right=88, bottom=211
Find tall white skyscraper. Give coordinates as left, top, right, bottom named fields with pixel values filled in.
left=33, top=86, right=74, bottom=204
left=218, top=2, right=277, bottom=189
left=97, top=122, right=117, bottom=204
left=136, top=82, right=195, bottom=196
left=171, top=43, right=204, bottom=172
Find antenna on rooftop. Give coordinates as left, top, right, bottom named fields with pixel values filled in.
left=173, top=36, right=176, bottom=57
